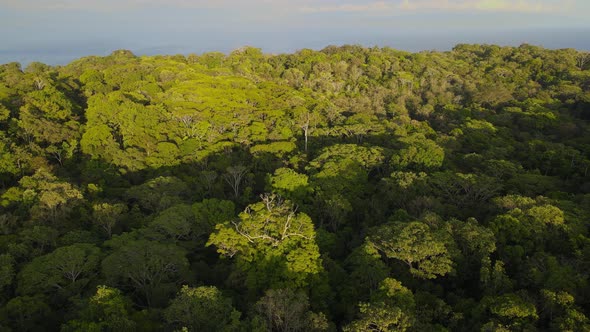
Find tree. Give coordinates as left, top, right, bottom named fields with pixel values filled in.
left=575, top=51, right=589, bottom=70
left=102, top=239, right=188, bottom=306
left=17, top=243, right=100, bottom=296
left=540, top=289, right=590, bottom=331
left=80, top=124, right=120, bottom=161
left=47, top=140, right=78, bottom=167
left=298, top=110, right=312, bottom=152
left=490, top=196, right=568, bottom=258
left=255, top=288, right=328, bottom=332
left=0, top=135, right=24, bottom=182
left=343, top=302, right=411, bottom=332
left=208, top=193, right=322, bottom=290
left=192, top=198, right=235, bottom=239
left=309, top=144, right=384, bottom=170
left=2, top=295, right=52, bottom=331
left=164, top=285, right=241, bottom=332
left=480, top=257, right=513, bottom=296
left=391, top=134, right=444, bottom=171
left=200, top=170, right=218, bottom=196
left=124, top=176, right=189, bottom=213
left=485, top=293, right=538, bottom=330
left=526, top=204, right=565, bottom=226
left=0, top=254, right=15, bottom=293
left=451, top=218, right=496, bottom=261
left=17, top=86, right=80, bottom=148
left=344, top=277, right=415, bottom=331
left=62, top=285, right=136, bottom=332
left=12, top=225, right=59, bottom=259
left=268, top=167, right=312, bottom=203
left=369, top=221, right=454, bottom=279
left=223, top=165, right=249, bottom=199
left=2, top=42, right=590, bottom=331
left=149, top=204, right=194, bottom=241
left=429, top=171, right=501, bottom=210
left=18, top=168, right=83, bottom=222
left=308, top=144, right=384, bottom=230
left=92, top=202, right=127, bottom=238
left=344, top=242, right=389, bottom=299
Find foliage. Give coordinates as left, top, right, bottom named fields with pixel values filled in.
left=369, top=221, right=454, bottom=279
left=164, top=285, right=240, bottom=332
left=208, top=194, right=322, bottom=290
left=0, top=44, right=589, bottom=331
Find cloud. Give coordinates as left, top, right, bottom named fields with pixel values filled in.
left=300, top=1, right=393, bottom=13
left=1, top=0, right=133, bottom=11
left=299, top=0, right=575, bottom=14
left=0, top=0, right=577, bottom=14
left=0, top=0, right=241, bottom=11
left=0, top=0, right=296, bottom=10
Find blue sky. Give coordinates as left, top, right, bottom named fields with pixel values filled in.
left=1, top=0, right=589, bottom=65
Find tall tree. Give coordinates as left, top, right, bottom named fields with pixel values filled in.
left=208, top=193, right=322, bottom=290
left=369, top=221, right=454, bottom=279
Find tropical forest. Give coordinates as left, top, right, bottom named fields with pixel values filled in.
left=0, top=44, right=590, bottom=331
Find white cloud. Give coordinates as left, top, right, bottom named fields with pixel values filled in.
left=300, top=1, right=393, bottom=13
left=300, top=0, right=575, bottom=14
left=1, top=0, right=131, bottom=11
left=0, top=0, right=578, bottom=13
left=0, top=0, right=292, bottom=10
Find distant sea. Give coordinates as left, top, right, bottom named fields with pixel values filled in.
left=1, top=28, right=589, bottom=67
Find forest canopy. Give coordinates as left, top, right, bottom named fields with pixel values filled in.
left=0, top=44, right=589, bottom=331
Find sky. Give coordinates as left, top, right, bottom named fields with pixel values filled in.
left=0, top=0, right=589, bottom=65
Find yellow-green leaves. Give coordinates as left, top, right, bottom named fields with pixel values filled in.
left=165, top=285, right=241, bottom=332
left=208, top=194, right=322, bottom=290
left=369, top=221, right=454, bottom=279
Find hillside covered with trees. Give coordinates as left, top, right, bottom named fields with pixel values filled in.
left=0, top=44, right=590, bottom=331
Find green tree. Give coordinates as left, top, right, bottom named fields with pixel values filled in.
left=540, top=289, right=590, bottom=332
left=480, top=257, right=513, bottom=296
left=62, top=285, right=137, bottom=332
left=267, top=167, right=312, bottom=203
left=485, top=293, right=538, bottom=330
left=17, top=243, right=100, bottom=296
left=102, top=239, right=188, bottom=306
left=369, top=221, right=454, bottom=279
left=391, top=134, right=445, bottom=171
left=0, top=254, right=15, bottom=294
left=2, top=295, right=52, bottom=331
left=18, top=168, right=83, bottom=222
left=344, top=242, right=389, bottom=300
left=164, top=285, right=241, bottom=332
left=344, top=278, right=415, bottom=331
left=149, top=204, right=194, bottom=241
left=208, top=193, right=322, bottom=290
left=192, top=198, right=235, bottom=239
left=343, top=302, right=411, bottom=332
left=17, top=86, right=80, bottom=148
left=255, top=288, right=329, bottom=332
left=92, top=202, right=127, bottom=238
left=124, top=176, right=189, bottom=213
left=10, top=225, right=59, bottom=259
